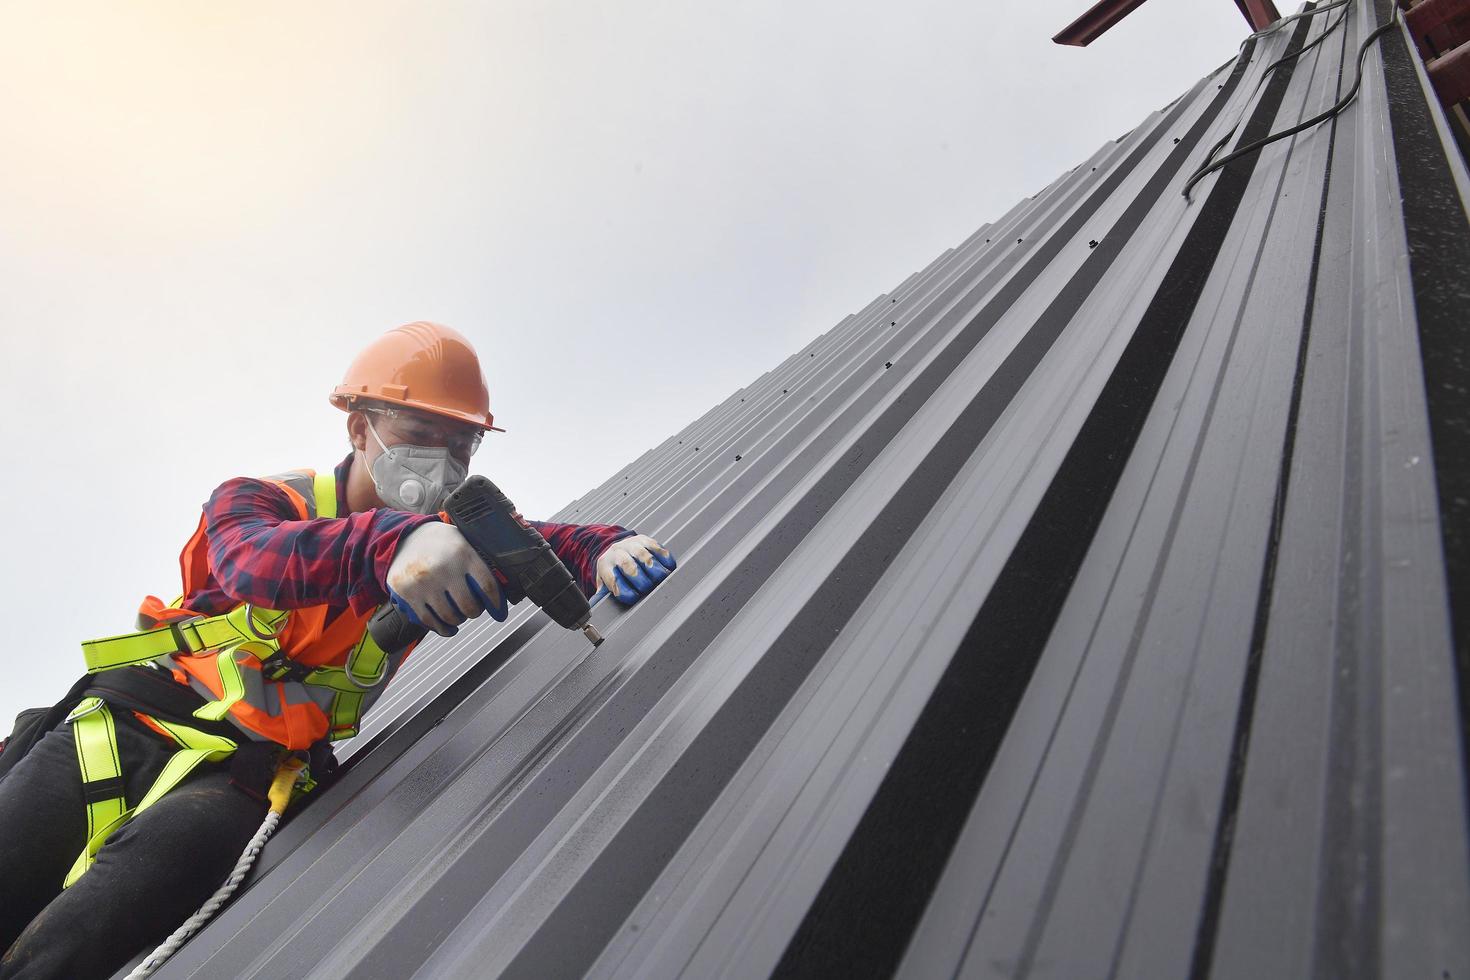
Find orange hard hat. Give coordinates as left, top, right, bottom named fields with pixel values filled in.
left=330, top=321, right=504, bottom=432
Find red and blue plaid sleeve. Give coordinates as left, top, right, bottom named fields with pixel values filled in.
left=194, top=478, right=439, bottom=616
left=188, top=457, right=633, bottom=615
left=530, top=520, right=635, bottom=597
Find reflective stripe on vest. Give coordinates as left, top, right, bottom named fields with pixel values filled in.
left=79, top=469, right=416, bottom=749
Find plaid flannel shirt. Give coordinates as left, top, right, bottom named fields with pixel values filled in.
left=187, top=454, right=632, bottom=618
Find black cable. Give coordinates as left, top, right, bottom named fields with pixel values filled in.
left=1257, top=3, right=1350, bottom=72
left=1182, top=3, right=1400, bottom=201
left=1241, top=0, right=1350, bottom=45
left=1195, top=3, right=1352, bottom=179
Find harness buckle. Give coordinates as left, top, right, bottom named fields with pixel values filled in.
left=65, top=698, right=106, bottom=723
left=243, top=604, right=284, bottom=641
left=258, top=651, right=315, bottom=685
left=166, top=616, right=203, bottom=655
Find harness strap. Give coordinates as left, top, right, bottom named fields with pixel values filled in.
left=62, top=706, right=240, bottom=888
left=185, top=632, right=392, bottom=734
left=313, top=470, right=338, bottom=519
left=81, top=614, right=395, bottom=739
left=65, top=698, right=126, bottom=877
left=189, top=644, right=260, bottom=721
left=322, top=627, right=393, bottom=739
left=81, top=604, right=291, bottom=673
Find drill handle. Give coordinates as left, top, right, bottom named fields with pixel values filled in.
left=446, top=476, right=594, bottom=633
left=368, top=599, right=428, bottom=652
left=368, top=475, right=597, bottom=650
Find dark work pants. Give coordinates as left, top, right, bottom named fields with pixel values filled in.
left=0, top=708, right=267, bottom=979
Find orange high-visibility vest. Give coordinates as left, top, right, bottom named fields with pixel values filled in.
left=136, top=469, right=415, bottom=749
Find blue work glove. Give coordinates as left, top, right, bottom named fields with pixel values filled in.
left=594, top=534, right=676, bottom=606
left=390, top=575, right=507, bottom=635
left=386, top=523, right=509, bottom=637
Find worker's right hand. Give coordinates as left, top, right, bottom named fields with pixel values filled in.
left=386, top=522, right=507, bottom=637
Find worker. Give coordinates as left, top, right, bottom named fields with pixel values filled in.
left=0, top=322, right=674, bottom=979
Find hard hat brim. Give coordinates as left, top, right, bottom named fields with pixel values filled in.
left=330, top=388, right=504, bottom=433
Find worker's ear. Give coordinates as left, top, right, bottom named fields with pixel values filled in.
left=347, top=411, right=370, bottom=453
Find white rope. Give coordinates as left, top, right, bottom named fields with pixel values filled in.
left=124, top=809, right=282, bottom=979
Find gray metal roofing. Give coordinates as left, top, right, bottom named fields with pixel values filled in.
left=146, top=2, right=1470, bottom=977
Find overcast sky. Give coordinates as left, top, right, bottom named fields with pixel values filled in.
left=0, top=0, right=1252, bottom=726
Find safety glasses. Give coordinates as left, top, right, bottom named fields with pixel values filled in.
left=361, top=406, right=485, bottom=458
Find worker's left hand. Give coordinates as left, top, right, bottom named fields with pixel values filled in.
left=596, top=534, right=676, bottom=605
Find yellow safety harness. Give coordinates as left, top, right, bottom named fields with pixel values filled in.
left=64, top=696, right=241, bottom=887
left=79, top=472, right=396, bottom=740
left=81, top=600, right=393, bottom=732
left=60, top=471, right=385, bottom=887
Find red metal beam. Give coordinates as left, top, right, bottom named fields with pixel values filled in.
left=1428, top=36, right=1470, bottom=106
left=1054, top=0, right=1281, bottom=47
left=1405, top=0, right=1470, bottom=58
left=1234, top=0, right=1283, bottom=30
left=1053, top=0, right=1150, bottom=46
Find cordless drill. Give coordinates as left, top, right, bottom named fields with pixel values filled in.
left=369, top=475, right=604, bottom=651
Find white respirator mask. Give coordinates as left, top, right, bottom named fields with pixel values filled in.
left=360, top=416, right=468, bottom=514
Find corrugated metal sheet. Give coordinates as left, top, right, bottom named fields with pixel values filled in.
left=142, top=2, right=1470, bottom=976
